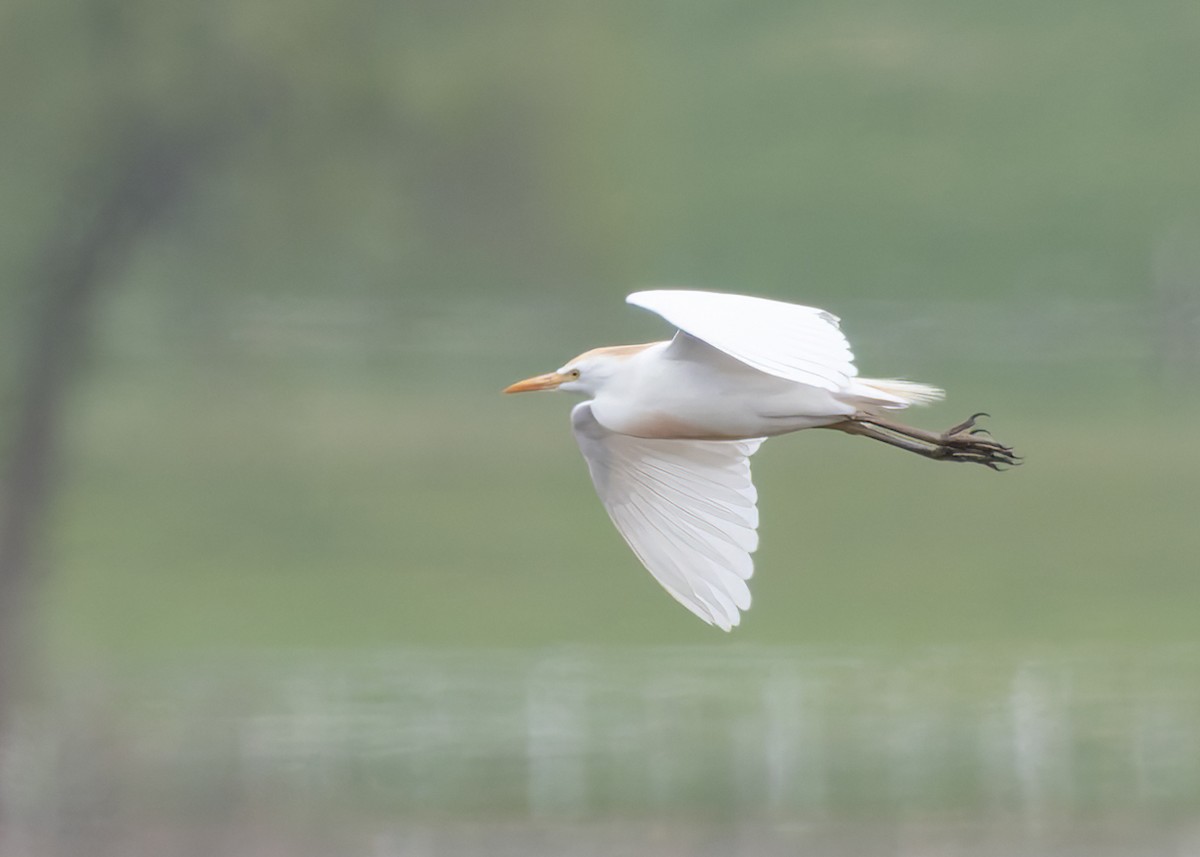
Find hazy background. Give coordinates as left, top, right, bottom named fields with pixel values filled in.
left=1, top=0, right=1198, bottom=854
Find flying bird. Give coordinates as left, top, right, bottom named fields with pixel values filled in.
left=504, top=290, right=1018, bottom=630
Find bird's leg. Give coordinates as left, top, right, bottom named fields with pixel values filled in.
left=828, top=412, right=1021, bottom=470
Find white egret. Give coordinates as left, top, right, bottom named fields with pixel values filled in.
left=505, top=290, right=1018, bottom=630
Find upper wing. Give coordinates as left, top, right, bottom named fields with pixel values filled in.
left=627, top=289, right=857, bottom=392
left=571, top=402, right=765, bottom=631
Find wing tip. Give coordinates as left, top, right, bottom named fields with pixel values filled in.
left=626, top=289, right=664, bottom=309
left=708, top=608, right=738, bottom=632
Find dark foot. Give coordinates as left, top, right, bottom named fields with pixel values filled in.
left=934, top=413, right=1021, bottom=470
left=834, top=411, right=1023, bottom=470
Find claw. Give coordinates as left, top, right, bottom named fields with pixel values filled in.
left=940, top=431, right=1022, bottom=468
left=945, top=412, right=989, bottom=437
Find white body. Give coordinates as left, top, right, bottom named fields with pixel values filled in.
left=505, top=289, right=944, bottom=631
left=589, top=337, right=856, bottom=440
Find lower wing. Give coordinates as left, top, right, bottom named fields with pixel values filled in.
left=570, top=402, right=766, bottom=630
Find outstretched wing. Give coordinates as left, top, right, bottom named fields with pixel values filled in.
left=627, top=289, right=857, bottom=392
left=571, top=402, right=765, bottom=630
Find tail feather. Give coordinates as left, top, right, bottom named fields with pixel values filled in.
left=849, top=378, right=945, bottom=410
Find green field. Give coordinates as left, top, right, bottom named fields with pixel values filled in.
left=38, top=302, right=1200, bottom=654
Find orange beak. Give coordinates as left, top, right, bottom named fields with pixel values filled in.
left=503, top=371, right=568, bottom=394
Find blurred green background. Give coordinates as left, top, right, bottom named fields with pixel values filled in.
left=1, top=0, right=1198, bottom=854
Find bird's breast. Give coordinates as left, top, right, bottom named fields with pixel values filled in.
left=610, top=410, right=748, bottom=441
left=590, top=364, right=852, bottom=440
left=590, top=388, right=782, bottom=440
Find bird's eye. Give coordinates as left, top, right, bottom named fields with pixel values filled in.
left=567, top=369, right=581, bottom=379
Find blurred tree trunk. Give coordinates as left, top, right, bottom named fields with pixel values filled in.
left=0, top=125, right=211, bottom=815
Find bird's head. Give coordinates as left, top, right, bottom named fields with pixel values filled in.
left=503, top=343, right=653, bottom=397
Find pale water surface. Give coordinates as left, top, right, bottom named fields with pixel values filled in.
left=5, top=645, right=1200, bottom=855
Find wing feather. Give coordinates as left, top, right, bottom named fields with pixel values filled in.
left=571, top=403, right=764, bottom=630
left=627, top=289, right=857, bottom=391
